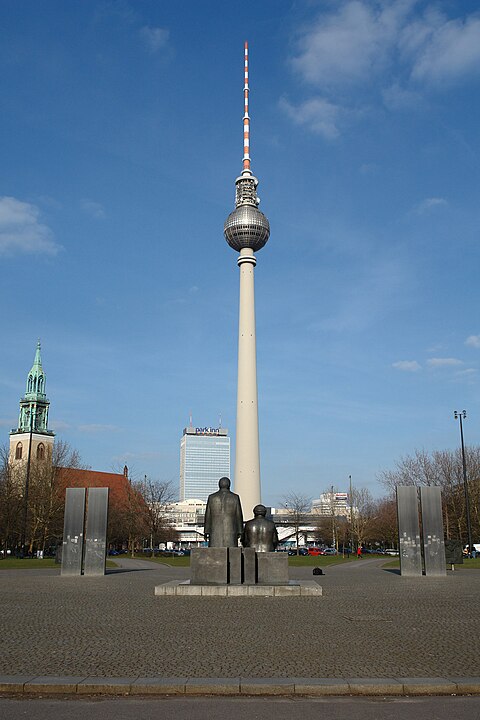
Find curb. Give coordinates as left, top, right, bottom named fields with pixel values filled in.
left=154, top=580, right=323, bottom=596
left=1, top=676, right=480, bottom=697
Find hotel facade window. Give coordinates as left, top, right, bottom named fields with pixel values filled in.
left=179, top=426, right=230, bottom=502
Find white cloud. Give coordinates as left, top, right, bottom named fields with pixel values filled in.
left=49, top=420, right=71, bottom=432
left=81, top=199, right=106, bottom=219
left=140, top=25, right=169, bottom=53
left=280, top=96, right=341, bottom=139
left=427, top=357, right=463, bottom=367
left=293, top=3, right=480, bottom=89
left=287, top=3, right=480, bottom=136
left=408, top=12, right=480, bottom=84
left=392, top=360, right=421, bottom=372
left=78, top=423, right=119, bottom=433
left=466, top=335, right=480, bottom=348
left=455, top=368, right=477, bottom=377
left=291, top=1, right=413, bottom=87
left=0, top=196, right=60, bottom=256
left=382, top=82, right=420, bottom=110
left=415, top=197, right=448, bottom=214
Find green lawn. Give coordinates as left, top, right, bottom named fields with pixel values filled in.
left=0, top=557, right=117, bottom=569
left=0, top=557, right=58, bottom=569
left=140, top=554, right=191, bottom=567
left=141, top=553, right=359, bottom=568
left=447, top=556, right=480, bottom=570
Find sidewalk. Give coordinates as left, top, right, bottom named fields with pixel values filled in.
left=1, top=558, right=479, bottom=695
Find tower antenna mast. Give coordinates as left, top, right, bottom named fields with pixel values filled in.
left=243, top=41, right=251, bottom=174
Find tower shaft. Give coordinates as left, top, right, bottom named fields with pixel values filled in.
left=234, top=248, right=260, bottom=517
left=224, top=42, right=270, bottom=521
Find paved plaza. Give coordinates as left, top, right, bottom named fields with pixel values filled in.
left=1, top=557, right=479, bottom=684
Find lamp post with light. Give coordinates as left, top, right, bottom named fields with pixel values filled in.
left=454, top=410, right=473, bottom=556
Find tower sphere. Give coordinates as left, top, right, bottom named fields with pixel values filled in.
left=224, top=204, right=270, bottom=252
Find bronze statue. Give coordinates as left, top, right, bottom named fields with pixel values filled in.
left=204, top=477, right=243, bottom=547
left=241, top=504, right=278, bottom=552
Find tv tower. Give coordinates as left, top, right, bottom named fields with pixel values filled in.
left=224, top=42, right=270, bottom=519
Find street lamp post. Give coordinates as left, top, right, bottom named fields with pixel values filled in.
left=454, top=410, right=473, bottom=556
left=22, top=408, right=35, bottom=557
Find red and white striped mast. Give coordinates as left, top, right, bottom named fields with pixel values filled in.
left=243, top=41, right=251, bottom=174
left=224, top=43, right=270, bottom=519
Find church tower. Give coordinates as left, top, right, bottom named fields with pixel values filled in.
left=9, top=341, right=55, bottom=468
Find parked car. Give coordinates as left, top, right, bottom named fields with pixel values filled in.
left=384, top=548, right=399, bottom=556
left=323, top=548, right=337, bottom=555
left=307, top=548, right=325, bottom=556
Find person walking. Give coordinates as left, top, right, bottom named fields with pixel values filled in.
left=357, top=546, right=362, bottom=559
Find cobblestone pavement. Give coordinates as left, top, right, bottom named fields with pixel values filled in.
left=1, top=558, right=479, bottom=678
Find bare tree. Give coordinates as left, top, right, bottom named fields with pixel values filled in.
left=378, top=446, right=480, bottom=545
left=367, top=496, right=398, bottom=549
left=139, top=477, right=177, bottom=548
left=351, top=486, right=376, bottom=550
left=27, top=440, right=85, bottom=553
left=107, top=478, right=149, bottom=557
left=283, top=492, right=312, bottom=554
left=0, top=446, right=23, bottom=555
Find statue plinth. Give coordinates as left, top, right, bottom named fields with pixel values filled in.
left=190, top=547, right=288, bottom=586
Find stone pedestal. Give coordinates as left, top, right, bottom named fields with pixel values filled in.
left=190, top=547, right=290, bottom=587
left=228, top=547, right=242, bottom=584
left=190, top=548, right=228, bottom=585
left=257, top=553, right=288, bottom=585
left=243, top=547, right=256, bottom=584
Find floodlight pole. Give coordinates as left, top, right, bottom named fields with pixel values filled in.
left=454, top=410, right=473, bottom=555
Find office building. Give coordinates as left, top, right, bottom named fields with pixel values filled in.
left=179, top=425, right=230, bottom=502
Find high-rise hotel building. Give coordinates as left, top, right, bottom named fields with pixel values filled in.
left=179, top=425, right=230, bottom=502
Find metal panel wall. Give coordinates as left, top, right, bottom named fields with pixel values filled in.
left=61, top=488, right=86, bottom=576
left=84, top=487, right=109, bottom=576
left=420, top=486, right=446, bottom=576
left=396, top=486, right=422, bottom=576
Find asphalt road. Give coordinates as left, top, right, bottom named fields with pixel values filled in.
left=2, top=696, right=480, bottom=720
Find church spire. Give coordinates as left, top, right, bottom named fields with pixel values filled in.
left=9, top=341, right=55, bottom=467
left=25, top=340, right=46, bottom=399
left=17, top=341, right=52, bottom=433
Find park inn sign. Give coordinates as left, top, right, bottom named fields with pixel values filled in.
left=195, top=427, right=221, bottom=436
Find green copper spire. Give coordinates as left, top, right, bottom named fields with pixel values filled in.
left=16, top=341, right=53, bottom=434
left=25, top=340, right=46, bottom=399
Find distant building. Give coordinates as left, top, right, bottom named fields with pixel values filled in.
left=179, top=424, right=230, bottom=502
left=164, top=498, right=206, bottom=546
left=311, top=492, right=350, bottom=517
left=56, top=466, right=135, bottom=509
left=9, top=341, right=55, bottom=472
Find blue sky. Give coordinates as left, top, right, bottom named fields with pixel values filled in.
left=1, top=0, right=480, bottom=506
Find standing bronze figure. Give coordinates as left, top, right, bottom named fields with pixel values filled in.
left=204, top=477, right=244, bottom=547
